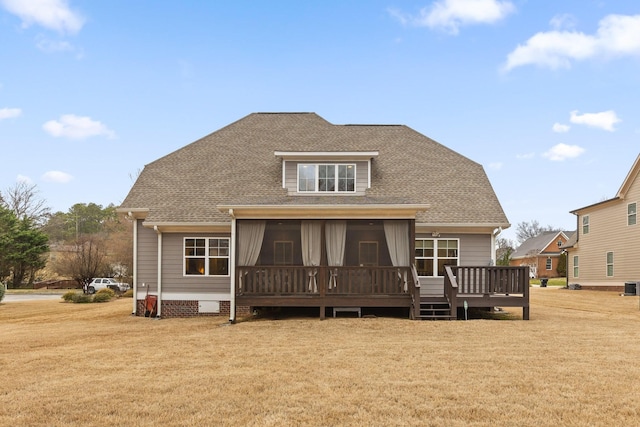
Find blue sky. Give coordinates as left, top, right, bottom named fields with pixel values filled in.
left=1, top=0, right=639, bottom=243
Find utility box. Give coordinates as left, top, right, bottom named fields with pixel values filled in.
left=624, top=282, right=638, bottom=296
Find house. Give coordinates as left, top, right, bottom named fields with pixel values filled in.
left=510, top=231, right=569, bottom=278
left=563, top=153, right=640, bottom=292
left=117, top=113, right=530, bottom=320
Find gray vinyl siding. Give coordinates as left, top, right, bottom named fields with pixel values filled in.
left=416, top=233, right=492, bottom=296
left=284, top=160, right=368, bottom=195
left=161, top=233, right=232, bottom=294
left=137, top=220, right=158, bottom=293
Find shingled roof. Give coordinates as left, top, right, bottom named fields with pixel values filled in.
left=119, top=113, right=509, bottom=226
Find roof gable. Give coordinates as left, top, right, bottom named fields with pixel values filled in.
left=119, top=113, right=509, bottom=226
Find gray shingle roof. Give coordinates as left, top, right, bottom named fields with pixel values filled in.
left=119, top=113, right=509, bottom=225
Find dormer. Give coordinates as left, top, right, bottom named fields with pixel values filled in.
left=274, top=151, right=379, bottom=196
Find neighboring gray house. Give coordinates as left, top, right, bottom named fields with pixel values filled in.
left=118, top=113, right=529, bottom=320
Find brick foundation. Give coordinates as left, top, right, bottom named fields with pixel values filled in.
left=135, top=299, right=251, bottom=319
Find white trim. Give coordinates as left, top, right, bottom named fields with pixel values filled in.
left=132, top=219, right=138, bottom=315
left=415, top=237, right=460, bottom=278
left=282, top=159, right=286, bottom=188
left=217, top=204, right=429, bottom=219
left=183, top=237, right=231, bottom=277
left=230, top=215, right=237, bottom=322
left=142, top=222, right=230, bottom=232
left=155, top=226, right=162, bottom=318
left=368, top=158, right=371, bottom=188
left=275, top=151, right=378, bottom=160
left=140, top=292, right=231, bottom=301
left=297, top=163, right=357, bottom=193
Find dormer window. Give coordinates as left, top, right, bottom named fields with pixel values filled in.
left=298, top=164, right=356, bottom=193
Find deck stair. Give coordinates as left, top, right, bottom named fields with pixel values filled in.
left=417, top=296, right=455, bottom=320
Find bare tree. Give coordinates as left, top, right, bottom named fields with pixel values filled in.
left=2, top=182, right=51, bottom=226
left=51, top=236, right=109, bottom=292
left=515, top=220, right=559, bottom=244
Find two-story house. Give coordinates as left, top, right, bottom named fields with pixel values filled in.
left=564, top=153, right=640, bottom=291
left=117, top=113, right=530, bottom=320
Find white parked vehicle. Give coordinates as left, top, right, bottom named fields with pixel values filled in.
left=86, top=278, right=130, bottom=294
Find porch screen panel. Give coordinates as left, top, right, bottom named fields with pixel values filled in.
left=301, top=220, right=322, bottom=292
left=325, top=220, right=346, bottom=288
left=384, top=220, right=410, bottom=290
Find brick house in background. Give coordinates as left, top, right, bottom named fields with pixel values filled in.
left=510, top=231, right=569, bottom=278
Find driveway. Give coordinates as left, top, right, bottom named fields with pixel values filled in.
left=2, top=293, right=65, bottom=302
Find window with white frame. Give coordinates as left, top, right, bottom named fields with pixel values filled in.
left=582, top=215, right=589, bottom=234
left=606, top=251, right=614, bottom=277
left=628, top=203, right=637, bottom=226
left=546, top=258, right=552, bottom=270
left=573, top=256, right=579, bottom=278
left=184, top=238, right=230, bottom=276
left=415, top=238, right=459, bottom=277
left=297, top=164, right=355, bottom=193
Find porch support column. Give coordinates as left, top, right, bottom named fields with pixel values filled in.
left=132, top=217, right=138, bottom=315
left=229, top=212, right=237, bottom=323
left=154, top=225, right=162, bottom=318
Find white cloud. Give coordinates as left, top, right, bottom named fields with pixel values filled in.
left=542, top=143, right=585, bottom=161
left=552, top=123, right=570, bottom=133
left=516, top=152, right=535, bottom=159
left=504, top=14, right=640, bottom=71
left=16, top=174, right=33, bottom=184
left=570, top=110, right=621, bottom=132
left=0, top=107, right=22, bottom=119
left=488, top=162, right=503, bottom=170
left=43, top=114, right=116, bottom=140
left=0, top=0, right=85, bottom=34
left=42, top=170, right=73, bottom=183
left=549, top=14, right=577, bottom=31
left=390, top=0, right=515, bottom=35
left=36, top=36, right=73, bottom=52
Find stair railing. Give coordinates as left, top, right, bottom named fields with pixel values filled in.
left=444, top=266, right=458, bottom=318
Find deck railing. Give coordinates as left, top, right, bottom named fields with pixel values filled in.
left=237, top=265, right=412, bottom=296
left=444, top=265, right=530, bottom=318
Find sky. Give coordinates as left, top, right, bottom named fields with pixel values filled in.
left=1, top=0, right=639, bottom=243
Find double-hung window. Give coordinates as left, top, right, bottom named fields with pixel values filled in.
left=606, top=252, right=614, bottom=277
left=573, top=256, right=579, bottom=278
left=298, top=164, right=355, bottom=193
left=415, top=239, right=459, bottom=277
left=184, top=238, right=230, bottom=276
left=546, top=258, right=552, bottom=270
left=628, top=203, right=637, bottom=226
left=582, top=215, right=590, bottom=234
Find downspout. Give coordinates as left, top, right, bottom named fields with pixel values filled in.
left=491, top=227, right=502, bottom=265
left=154, top=225, right=162, bottom=318
left=130, top=213, right=138, bottom=315
left=229, top=209, right=237, bottom=323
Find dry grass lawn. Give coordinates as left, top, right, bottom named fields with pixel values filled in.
left=1, top=288, right=640, bottom=426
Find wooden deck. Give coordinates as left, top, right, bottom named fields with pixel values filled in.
left=236, top=265, right=530, bottom=320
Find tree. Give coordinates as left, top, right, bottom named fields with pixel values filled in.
left=515, top=220, right=560, bottom=244
left=52, top=235, right=109, bottom=291
left=1, top=181, right=50, bottom=226
left=0, top=205, right=49, bottom=287
left=495, top=237, right=514, bottom=266
left=557, top=251, right=567, bottom=278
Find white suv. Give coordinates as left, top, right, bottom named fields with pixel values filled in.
left=86, top=278, right=130, bottom=294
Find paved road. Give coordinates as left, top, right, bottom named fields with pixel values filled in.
left=2, top=293, right=65, bottom=302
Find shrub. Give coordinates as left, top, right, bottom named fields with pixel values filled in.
left=0, top=283, right=4, bottom=302
left=62, top=291, right=77, bottom=302
left=93, top=288, right=115, bottom=303
left=122, top=289, right=133, bottom=298
left=71, top=293, right=92, bottom=303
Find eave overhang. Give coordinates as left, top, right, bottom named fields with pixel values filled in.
left=218, top=204, right=429, bottom=219
left=140, top=222, right=231, bottom=233
left=115, top=207, right=149, bottom=220
left=274, top=151, right=379, bottom=161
